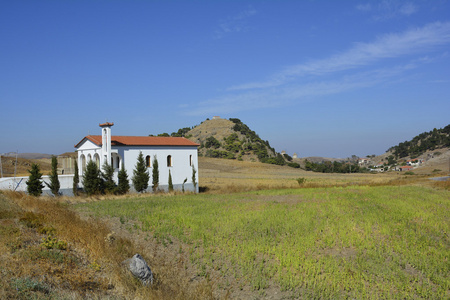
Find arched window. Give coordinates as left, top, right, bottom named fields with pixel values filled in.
left=93, top=153, right=100, bottom=168
left=167, top=155, right=172, bottom=167
left=80, top=154, right=86, bottom=173
left=146, top=155, right=151, bottom=168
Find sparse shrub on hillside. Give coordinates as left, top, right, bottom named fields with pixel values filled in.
left=205, top=136, right=221, bottom=149
left=288, top=162, right=300, bottom=168
left=26, top=163, right=44, bottom=197
left=206, top=149, right=235, bottom=159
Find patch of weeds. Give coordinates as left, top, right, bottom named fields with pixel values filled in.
left=24, top=247, right=79, bottom=265
left=11, top=277, right=51, bottom=297
left=296, top=177, right=306, bottom=185
left=89, top=261, right=102, bottom=272
left=38, top=226, right=56, bottom=235
left=41, top=236, right=68, bottom=250
left=19, top=212, right=44, bottom=229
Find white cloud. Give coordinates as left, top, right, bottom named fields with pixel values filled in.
left=356, top=3, right=372, bottom=12
left=184, top=22, right=450, bottom=116
left=357, top=1, right=418, bottom=20
left=185, top=64, right=416, bottom=116
left=214, top=6, right=257, bottom=39
left=399, top=3, right=418, bottom=16
left=228, top=22, right=450, bottom=91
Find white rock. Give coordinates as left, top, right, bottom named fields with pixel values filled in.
left=125, top=253, right=153, bottom=285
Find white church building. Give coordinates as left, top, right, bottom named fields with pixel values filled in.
left=74, top=122, right=199, bottom=193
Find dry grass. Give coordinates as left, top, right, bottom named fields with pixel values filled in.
left=198, top=157, right=412, bottom=193
left=0, top=190, right=216, bottom=299
left=1, top=157, right=448, bottom=299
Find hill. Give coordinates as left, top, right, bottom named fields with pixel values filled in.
left=181, top=117, right=294, bottom=166
left=387, top=124, right=450, bottom=159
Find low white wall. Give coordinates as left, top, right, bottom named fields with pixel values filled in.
left=0, top=173, right=198, bottom=196
left=0, top=175, right=75, bottom=196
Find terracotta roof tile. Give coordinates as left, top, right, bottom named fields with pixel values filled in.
left=75, top=135, right=199, bottom=148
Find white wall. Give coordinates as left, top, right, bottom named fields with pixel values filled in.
left=0, top=175, right=76, bottom=196
left=119, top=146, right=198, bottom=192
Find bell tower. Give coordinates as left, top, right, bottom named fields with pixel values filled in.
left=99, top=122, right=114, bottom=167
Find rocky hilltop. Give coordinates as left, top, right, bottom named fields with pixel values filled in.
left=186, top=117, right=289, bottom=164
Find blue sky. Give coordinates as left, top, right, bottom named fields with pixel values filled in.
left=1, top=1, right=449, bottom=158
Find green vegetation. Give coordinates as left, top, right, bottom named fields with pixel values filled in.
left=152, top=155, right=159, bottom=192
left=73, top=160, right=79, bottom=196
left=132, top=151, right=149, bottom=193
left=101, top=162, right=116, bottom=193
left=117, top=164, right=130, bottom=195
left=168, top=169, right=173, bottom=192
left=82, top=160, right=102, bottom=196
left=26, top=163, right=44, bottom=197
left=81, top=185, right=450, bottom=299
left=192, top=166, right=197, bottom=191
left=304, top=159, right=363, bottom=173
left=46, top=156, right=60, bottom=196
left=388, top=124, right=450, bottom=159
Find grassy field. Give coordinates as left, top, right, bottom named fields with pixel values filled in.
left=1, top=157, right=449, bottom=299
left=81, top=185, right=449, bottom=299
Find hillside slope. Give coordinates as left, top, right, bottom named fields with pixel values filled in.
left=186, top=117, right=286, bottom=164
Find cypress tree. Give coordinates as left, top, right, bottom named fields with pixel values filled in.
left=152, top=155, right=159, bottom=192
left=46, top=156, right=60, bottom=196
left=102, top=162, right=116, bottom=194
left=132, top=151, right=149, bottom=193
left=192, top=165, right=197, bottom=191
left=27, top=163, right=45, bottom=196
left=73, top=160, right=79, bottom=196
left=117, top=164, right=130, bottom=195
left=182, top=178, right=187, bottom=193
left=83, top=160, right=102, bottom=196
left=168, top=169, right=173, bottom=192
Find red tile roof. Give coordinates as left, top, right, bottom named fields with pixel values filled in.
left=75, top=135, right=199, bottom=148
left=99, top=122, right=114, bottom=127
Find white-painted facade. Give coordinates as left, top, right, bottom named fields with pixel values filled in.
left=75, top=123, right=199, bottom=192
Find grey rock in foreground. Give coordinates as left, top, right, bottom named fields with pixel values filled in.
left=124, top=254, right=153, bottom=285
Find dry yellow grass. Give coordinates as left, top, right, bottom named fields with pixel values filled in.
left=198, top=157, right=405, bottom=193
left=0, top=190, right=216, bottom=299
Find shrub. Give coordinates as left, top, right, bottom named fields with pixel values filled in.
left=296, top=177, right=306, bottom=185
left=73, top=160, right=79, bottom=196
left=288, top=162, right=300, bottom=168
left=132, top=151, right=150, bottom=193
left=82, top=160, right=102, bottom=196
left=102, top=162, right=116, bottom=194
left=117, top=164, right=130, bottom=195
left=152, top=155, right=159, bottom=192
left=26, top=163, right=44, bottom=197
left=46, top=156, right=60, bottom=196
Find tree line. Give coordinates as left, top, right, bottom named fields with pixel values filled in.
left=387, top=125, right=450, bottom=159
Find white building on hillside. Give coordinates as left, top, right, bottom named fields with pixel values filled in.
left=74, top=122, right=199, bottom=192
